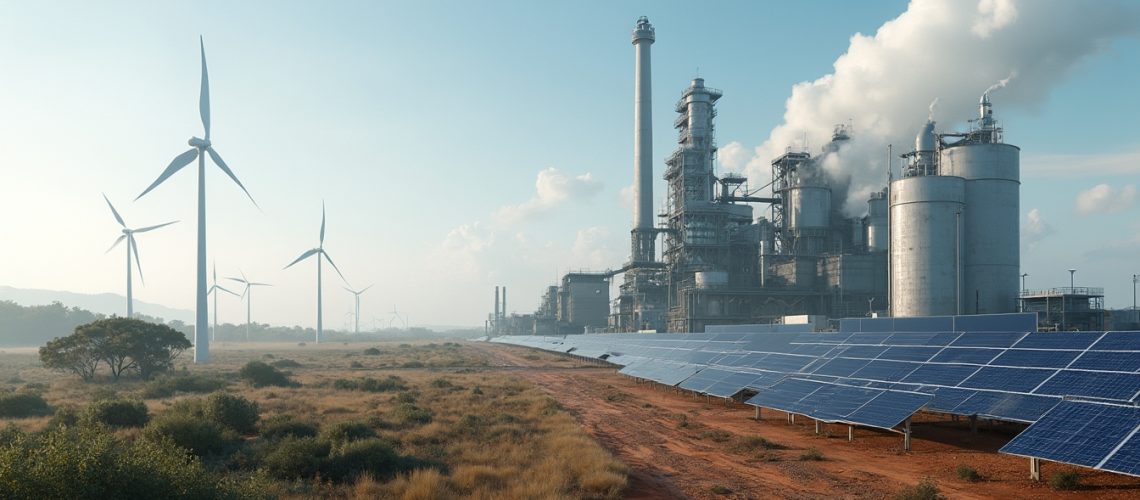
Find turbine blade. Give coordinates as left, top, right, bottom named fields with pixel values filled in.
left=320, top=202, right=326, bottom=245
left=102, top=193, right=126, bottom=227
left=130, top=235, right=144, bottom=285
left=133, top=220, right=179, bottom=233
left=207, top=147, right=256, bottom=207
left=250, top=282, right=272, bottom=286
left=136, top=148, right=198, bottom=200
left=321, top=250, right=347, bottom=283
left=226, top=277, right=249, bottom=284
left=105, top=235, right=127, bottom=253
left=361, top=284, right=374, bottom=294
left=216, top=285, right=239, bottom=296
left=343, top=286, right=354, bottom=294
left=284, top=248, right=320, bottom=269
left=200, top=36, right=211, bottom=141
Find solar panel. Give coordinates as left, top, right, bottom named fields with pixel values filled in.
left=1091, top=331, right=1140, bottom=351
left=850, top=360, right=920, bottom=382
left=877, top=346, right=942, bottom=362
left=1070, top=351, right=1140, bottom=373
left=989, top=349, right=1082, bottom=369
left=1012, top=332, right=1102, bottom=350
left=846, top=390, right=932, bottom=429
left=1102, top=430, right=1140, bottom=477
left=810, top=357, right=873, bottom=377
left=929, top=347, right=1002, bottom=364
left=1035, top=370, right=1140, bottom=401
left=951, top=392, right=1060, bottom=422
left=959, top=366, right=1055, bottom=392
left=837, top=345, right=890, bottom=358
left=923, top=387, right=977, bottom=413
left=1001, top=401, right=1140, bottom=472
left=901, top=364, right=980, bottom=386
left=950, top=331, right=1027, bottom=348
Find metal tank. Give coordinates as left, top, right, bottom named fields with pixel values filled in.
left=940, top=138, right=1020, bottom=314
left=889, top=175, right=965, bottom=317
left=784, top=163, right=831, bottom=255
left=866, top=189, right=888, bottom=252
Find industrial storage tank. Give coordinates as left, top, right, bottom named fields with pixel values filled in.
left=889, top=175, right=965, bottom=317
left=866, top=189, right=888, bottom=252
left=938, top=97, right=1020, bottom=314
left=784, top=170, right=831, bottom=255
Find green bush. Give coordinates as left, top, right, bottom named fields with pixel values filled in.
left=203, top=392, right=260, bottom=435
left=82, top=399, right=149, bottom=428
left=729, top=435, right=786, bottom=453
left=1050, top=470, right=1081, bottom=491
left=799, top=447, right=824, bottom=461
left=0, top=392, right=50, bottom=418
left=710, top=485, right=732, bottom=495
left=893, top=477, right=943, bottom=500
left=0, top=425, right=246, bottom=498
left=269, top=359, right=302, bottom=368
left=333, top=376, right=407, bottom=393
left=238, top=361, right=295, bottom=388
left=955, top=464, right=981, bottom=482
left=47, top=406, right=80, bottom=428
left=261, top=436, right=330, bottom=479
left=260, top=415, right=318, bottom=440
left=363, top=347, right=382, bottom=355
left=141, top=373, right=226, bottom=399
left=393, top=403, right=433, bottom=425
left=320, top=421, right=377, bottom=444
left=322, top=439, right=403, bottom=483
left=143, top=413, right=239, bottom=457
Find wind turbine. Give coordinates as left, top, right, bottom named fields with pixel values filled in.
left=227, top=271, right=271, bottom=341
left=102, top=194, right=177, bottom=318
left=343, top=284, right=373, bottom=334
left=207, top=262, right=239, bottom=342
left=135, top=37, right=256, bottom=363
left=284, top=203, right=347, bottom=343
left=388, top=305, right=408, bottom=330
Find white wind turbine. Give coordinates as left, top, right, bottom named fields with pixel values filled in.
left=284, top=204, right=347, bottom=343
left=343, top=284, right=373, bottom=334
left=227, top=271, right=272, bottom=342
left=136, top=36, right=256, bottom=363
left=102, top=194, right=177, bottom=318
left=207, top=262, right=239, bottom=342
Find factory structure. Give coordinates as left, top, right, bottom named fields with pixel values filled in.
left=487, top=17, right=1109, bottom=336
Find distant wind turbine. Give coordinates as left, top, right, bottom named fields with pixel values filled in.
left=135, top=36, right=256, bottom=363
left=207, top=262, right=239, bottom=342
left=343, top=284, right=373, bottom=334
left=388, top=305, right=408, bottom=330
left=227, top=271, right=271, bottom=341
left=284, top=203, right=347, bottom=343
left=102, top=194, right=177, bottom=318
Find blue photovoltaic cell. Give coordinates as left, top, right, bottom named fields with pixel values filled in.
left=877, top=346, right=942, bottom=362
left=838, top=345, right=890, bottom=358
left=1012, top=332, right=1102, bottom=350
left=1091, top=331, right=1140, bottom=351
left=850, top=360, right=921, bottom=382
left=1035, top=370, right=1140, bottom=401
left=924, top=387, right=977, bottom=412
left=884, top=332, right=940, bottom=346
left=846, top=333, right=893, bottom=344
left=746, top=379, right=824, bottom=412
left=902, top=364, right=979, bottom=386
left=950, top=331, right=1026, bottom=348
left=960, top=366, right=1056, bottom=392
left=1001, top=401, right=1139, bottom=468
left=811, top=357, right=873, bottom=377
left=744, top=371, right=788, bottom=390
left=757, top=354, right=814, bottom=372
left=989, top=349, right=1082, bottom=369
left=1102, top=430, right=1140, bottom=477
left=953, top=392, right=1060, bottom=422
left=929, top=347, right=1002, bottom=364
left=846, top=390, right=931, bottom=429
left=1070, top=351, right=1140, bottom=372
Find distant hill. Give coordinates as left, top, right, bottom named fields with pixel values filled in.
left=0, top=286, right=193, bottom=323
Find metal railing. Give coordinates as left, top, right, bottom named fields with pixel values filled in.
left=1020, top=287, right=1105, bottom=297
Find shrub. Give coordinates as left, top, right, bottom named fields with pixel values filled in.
left=238, top=361, right=294, bottom=388
left=320, top=421, right=377, bottom=444
left=260, top=414, right=318, bottom=440
left=393, top=403, right=433, bottom=426
left=363, top=347, right=382, bottom=355
left=955, top=464, right=981, bottom=482
left=261, top=436, right=330, bottom=479
left=430, top=378, right=454, bottom=389
left=333, top=376, right=407, bottom=393
left=269, top=358, right=302, bottom=368
left=799, top=447, right=824, bottom=461
left=349, top=361, right=364, bottom=369
left=395, top=392, right=417, bottom=404
left=893, top=477, right=943, bottom=500
left=323, top=439, right=404, bottom=483
left=699, top=430, right=733, bottom=442
left=0, top=392, right=50, bottom=418
left=142, top=373, right=226, bottom=399
left=0, top=425, right=240, bottom=499
left=400, top=361, right=425, bottom=369
left=1050, top=470, right=1081, bottom=491
left=203, top=392, right=260, bottom=434
left=48, top=406, right=81, bottom=428
left=729, top=435, right=786, bottom=453
left=143, top=414, right=238, bottom=457
left=82, top=399, right=149, bottom=428
left=710, top=485, right=732, bottom=495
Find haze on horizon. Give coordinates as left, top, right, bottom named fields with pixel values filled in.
left=1, top=0, right=1138, bottom=329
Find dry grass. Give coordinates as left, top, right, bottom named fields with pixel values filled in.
left=1, top=340, right=628, bottom=498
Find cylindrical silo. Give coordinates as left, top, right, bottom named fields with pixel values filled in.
left=889, top=175, right=965, bottom=317
left=939, top=141, right=1020, bottom=314
left=785, top=180, right=831, bottom=255
left=866, top=189, right=888, bottom=252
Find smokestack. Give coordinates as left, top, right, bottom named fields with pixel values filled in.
left=502, top=286, right=507, bottom=320
left=493, top=286, right=500, bottom=333
left=631, top=16, right=655, bottom=263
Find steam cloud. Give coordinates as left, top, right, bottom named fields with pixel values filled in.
left=738, top=0, right=1139, bottom=216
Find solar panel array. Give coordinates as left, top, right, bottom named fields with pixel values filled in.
left=494, top=321, right=1140, bottom=471
left=1002, top=401, right=1140, bottom=477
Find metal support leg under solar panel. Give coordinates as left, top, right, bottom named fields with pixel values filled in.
left=848, top=426, right=854, bottom=442
left=754, top=407, right=761, bottom=420
left=1030, top=458, right=1041, bottom=481
left=904, top=418, right=912, bottom=452
left=815, top=420, right=821, bottom=434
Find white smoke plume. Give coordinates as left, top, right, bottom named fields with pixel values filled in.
left=927, top=98, right=940, bottom=121
left=983, top=72, right=1017, bottom=97
left=742, top=0, right=1139, bottom=216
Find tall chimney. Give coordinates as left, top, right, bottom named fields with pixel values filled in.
left=631, top=16, right=655, bottom=263
left=493, top=286, right=500, bottom=333
left=502, top=286, right=507, bottom=320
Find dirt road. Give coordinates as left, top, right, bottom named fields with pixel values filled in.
left=468, top=342, right=1140, bottom=500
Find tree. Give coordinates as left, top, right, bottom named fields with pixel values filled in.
left=39, top=318, right=191, bottom=381
left=39, top=332, right=102, bottom=381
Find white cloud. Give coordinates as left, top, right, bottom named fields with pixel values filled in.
left=1021, top=208, right=1055, bottom=247
left=1076, top=184, right=1137, bottom=215
left=495, top=167, right=602, bottom=224
left=618, top=184, right=636, bottom=209
left=570, top=227, right=623, bottom=270
left=973, top=0, right=1019, bottom=38
left=717, top=141, right=751, bottom=172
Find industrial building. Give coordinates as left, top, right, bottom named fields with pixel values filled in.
left=491, top=17, right=1116, bottom=335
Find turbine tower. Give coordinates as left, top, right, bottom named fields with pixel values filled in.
left=343, top=284, right=373, bottom=334
left=102, top=194, right=177, bottom=318
left=284, top=203, right=347, bottom=343
left=136, top=37, right=256, bottom=363
left=207, top=262, right=239, bottom=342
left=227, top=271, right=271, bottom=341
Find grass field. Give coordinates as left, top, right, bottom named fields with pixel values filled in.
left=0, top=341, right=627, bottom=499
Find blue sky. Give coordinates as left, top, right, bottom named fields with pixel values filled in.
left=1, top=0, right=1138, bottom=328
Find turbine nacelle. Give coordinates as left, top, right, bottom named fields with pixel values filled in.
left=188, top=136, right=211, bottom=148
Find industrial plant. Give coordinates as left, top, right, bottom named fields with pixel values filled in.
left=487, top=16, right=1095, bottom=336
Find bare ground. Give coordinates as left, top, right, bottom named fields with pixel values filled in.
left=468, top=342, right=1140, bottom=500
